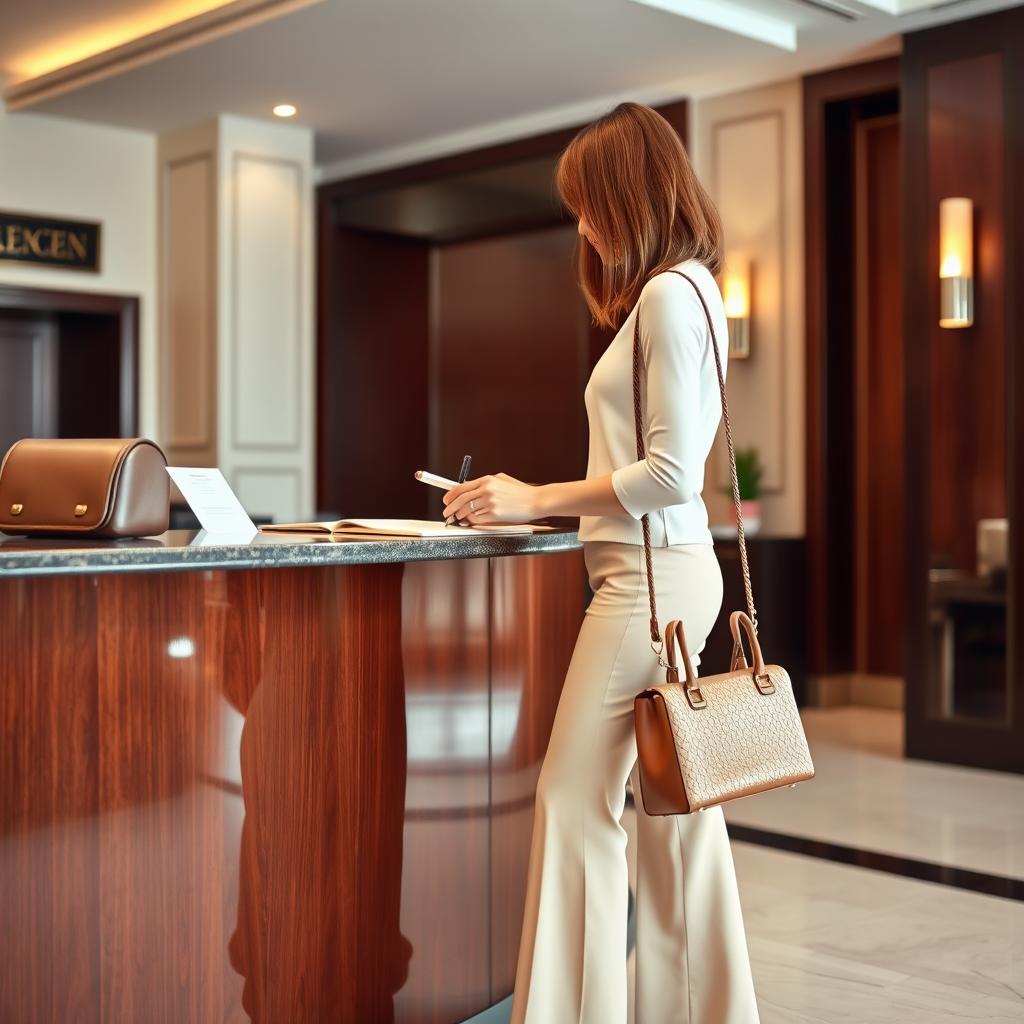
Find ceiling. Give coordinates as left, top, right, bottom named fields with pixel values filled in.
left=1, top=0, right=1020, bottom=178
left=0, top=0, right=237, bottom=79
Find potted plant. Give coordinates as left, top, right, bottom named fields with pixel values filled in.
left=724, top=446, right=763, bottom=535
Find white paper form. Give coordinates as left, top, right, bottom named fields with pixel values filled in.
left=165, top=467, right=258, bottom=542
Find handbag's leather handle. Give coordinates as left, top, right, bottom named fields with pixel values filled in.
left=730, top=637, right=749, bottom=671
left=664, top=618, right=715, bottom=708
left=632, top=269, right=759, bottom=657
left=662, top=618, right=698, bottom=690
left=728, top=610, right=766, bottom=677
left=667, top=610, right=772, bottom=699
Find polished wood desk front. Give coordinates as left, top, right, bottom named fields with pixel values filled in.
left=0, top=536, right=586, bottom=1023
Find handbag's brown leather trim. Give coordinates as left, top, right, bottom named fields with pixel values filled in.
left=633, top=691, right=691, bottom=815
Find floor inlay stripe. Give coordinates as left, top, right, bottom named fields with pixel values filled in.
left=726, top=822, right=1024, bottom=902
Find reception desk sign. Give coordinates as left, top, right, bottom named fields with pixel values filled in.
left=0, top=210, right=101, bottom=272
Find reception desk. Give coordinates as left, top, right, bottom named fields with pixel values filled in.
left=0, top=528, right=585, bottom=1023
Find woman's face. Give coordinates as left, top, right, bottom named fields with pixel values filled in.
left=577, top=210, right=608, bottom=263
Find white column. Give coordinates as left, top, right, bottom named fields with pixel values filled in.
left=157, top=114, right=315, bottom=522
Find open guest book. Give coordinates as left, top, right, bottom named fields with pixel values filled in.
left=258, top=518, right=558, bottom=539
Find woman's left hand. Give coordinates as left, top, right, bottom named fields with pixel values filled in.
left=443, top=472, right=542, bottom=525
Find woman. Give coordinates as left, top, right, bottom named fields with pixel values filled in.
left=441, top=102, right=760, bottom=1023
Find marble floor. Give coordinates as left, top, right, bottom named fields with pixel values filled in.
left=727, top=842, right=1024, bottom=1023
left=477, top=706, right=1023, bottom=1023
left=722, top=706, right=1024, bottom=882
left=621, top=706, right=1024, bottom=1023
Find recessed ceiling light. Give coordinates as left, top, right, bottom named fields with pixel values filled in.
left=273, top=103, right=297, bottom=118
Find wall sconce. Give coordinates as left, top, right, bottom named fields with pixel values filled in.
left=939, top=197, right=973, bottom=328
left=722, top=256, right=751, bottom=358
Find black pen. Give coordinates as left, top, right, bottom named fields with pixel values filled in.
left=446, top=455, right=472, bottom=526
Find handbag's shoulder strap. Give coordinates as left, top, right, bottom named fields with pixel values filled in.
left=631, top=268, right=758, bottom=656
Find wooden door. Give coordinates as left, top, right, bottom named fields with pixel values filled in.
left=854, top=115, right=904, bottom=677
left=0, top=312, right=58, bottom=454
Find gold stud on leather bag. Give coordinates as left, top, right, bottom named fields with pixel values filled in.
left=0, top=438, right=170, bottom=539
left=631, top=270, right=815, bottom=815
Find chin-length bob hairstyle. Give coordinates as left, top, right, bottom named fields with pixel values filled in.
left=555, top=102, right=723, bottom=331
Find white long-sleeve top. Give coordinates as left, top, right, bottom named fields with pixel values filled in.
left=578, top=258, right=728, bottom=547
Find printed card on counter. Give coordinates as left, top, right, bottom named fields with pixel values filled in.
left=165, top=467, right=258, bottom=543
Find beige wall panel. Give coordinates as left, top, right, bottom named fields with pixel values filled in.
left=712, top=111, right=785, bottom=493
left=691, top=79, right=805, bottom=537
left=230, top=154, right=303, bottom=452
left=163, top=153, right=216, bottom=463
left=234, top=466, right=303, bottom=522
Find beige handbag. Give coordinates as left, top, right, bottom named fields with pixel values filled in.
left=631, top=270, right=815, bottom=815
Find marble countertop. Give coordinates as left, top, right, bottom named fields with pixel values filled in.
left=0, top=526, right=582, bottom=578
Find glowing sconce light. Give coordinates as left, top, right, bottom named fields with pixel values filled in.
left=722, top=256, right=751, bottom=359
left=939, top=197, right=973, bottom=328
left=272, top=103, right=297, bottom=118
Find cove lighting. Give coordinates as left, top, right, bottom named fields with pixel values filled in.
left=11, top=0, right=235, bottom=79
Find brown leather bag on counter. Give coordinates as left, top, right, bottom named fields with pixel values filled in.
left=631, top=270, right=815, bottom=815
left=0, top=438, right=170, bottom=538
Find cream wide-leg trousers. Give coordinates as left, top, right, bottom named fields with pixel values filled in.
left=509, top=539, right=760, bottom=1024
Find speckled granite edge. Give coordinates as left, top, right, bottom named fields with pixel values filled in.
left=0, top=528, right=583, bottom=578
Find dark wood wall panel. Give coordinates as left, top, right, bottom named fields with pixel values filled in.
left=316, top=229, right=431, bottom=518
left=926, top=53, right=1006, bottom=573
left=903, top=5, right=1024, bottom=771
left=431, top=226, right=588, bottom=490
left=316, top=100, right=688, bottom=519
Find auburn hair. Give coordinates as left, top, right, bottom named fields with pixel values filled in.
left=555, top=102, right=723, bottom=330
